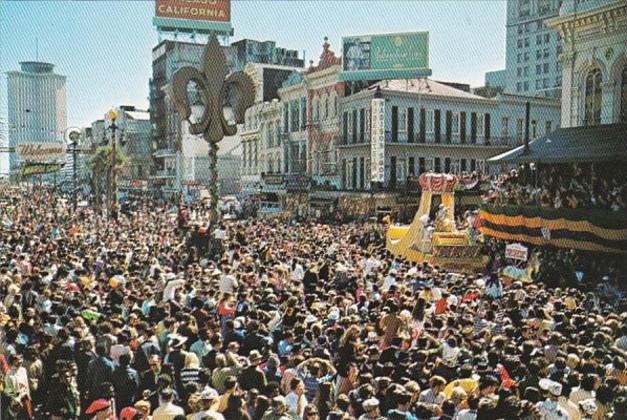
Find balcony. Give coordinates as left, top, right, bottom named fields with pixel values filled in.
left=153, top=148, right=177, bottom=158
left=153, top=168, right=177, bottom=178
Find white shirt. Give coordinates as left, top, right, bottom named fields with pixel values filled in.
left=163, top=279, right=185, bottom=302
left=219, top=274, right=238, bottom=293
left=285, top=392, right=307, bottom=419
left=382, top=275, right=396, bottom=292
left=153, top=401, right=185, bottom=420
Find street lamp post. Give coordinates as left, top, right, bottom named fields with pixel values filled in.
left=65, top=128, right=82, bottom=211
left=108, top=109, right=119, bottom=219
left=168, top=33, right=255, bottom=224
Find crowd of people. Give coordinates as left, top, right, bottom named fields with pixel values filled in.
left=482, top=162, right=626, bottom=212
left=1, top=183, right=627, bottom=420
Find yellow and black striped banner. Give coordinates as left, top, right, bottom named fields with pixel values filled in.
left=479, top=205, right=627, bottom=254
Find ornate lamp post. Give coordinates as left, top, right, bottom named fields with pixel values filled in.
left=65, top=127, right=82, bottom=211
left=168, top=33, right=255, bottom=222
left=107, top=108, right=119, bottom=219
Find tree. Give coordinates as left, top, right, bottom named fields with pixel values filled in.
left=89, top=145, right=127, bottom=215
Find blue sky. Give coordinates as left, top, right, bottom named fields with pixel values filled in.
left=0, top=0, right=507, bottom=130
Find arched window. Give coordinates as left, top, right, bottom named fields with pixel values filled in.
left=583, top=68, right=602, bottom=126
left=620, top=64, right=627, bottom=124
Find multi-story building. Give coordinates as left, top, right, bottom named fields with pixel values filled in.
left=338, top=78, right=561, bottom=191
left=110, top=106, right=153, bottom=189
left=7, top=61, right=67, bottom=175
left=546, top=0, right=627, bottom=127
left=304, top=38, right=345, bottom=188
left=230, top=39, right=304, bottom=71
left=149, top=38, right=303, bottom=199
left=485, top=0, right=563, bottom=97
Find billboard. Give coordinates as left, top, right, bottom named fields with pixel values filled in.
left=341, top=32, right=431, bottom=81
left=370, top=97, right=385, bottom=183
left=154, top=0, right=233, bottom=35
left=16, top=143, right=65, bottom=163
left=505, top=243, right=529, bottom=261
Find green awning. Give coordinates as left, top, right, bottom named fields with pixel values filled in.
left=488, top=123, right=627, bottom=164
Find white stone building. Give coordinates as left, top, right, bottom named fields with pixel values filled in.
left=546, top=0, right=627, bottom=127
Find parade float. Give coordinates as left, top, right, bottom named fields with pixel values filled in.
left=386, top=172, right=487, bottom=272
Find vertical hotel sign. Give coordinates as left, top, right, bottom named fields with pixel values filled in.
left=370, top=97, right=385, bottom=183
left=154, top=0, right=232, bottom=35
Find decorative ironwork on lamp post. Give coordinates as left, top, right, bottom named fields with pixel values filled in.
left=168, top=33, right=255, bottom=222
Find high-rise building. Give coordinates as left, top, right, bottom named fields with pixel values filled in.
left=485, top=0, right=563, bottom=97
left=7, top=61, right=67, bottom=174
left=230, top=39, right=304, bottom=71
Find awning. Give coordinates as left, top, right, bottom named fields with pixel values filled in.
left=487, top=123, right=627, bottom=164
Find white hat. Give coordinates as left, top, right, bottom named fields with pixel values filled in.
left=538, top=378, right=562, bottom=397
left=578, top=398, right=597, bottom=415
left=363, top=398, right=380, bottom=411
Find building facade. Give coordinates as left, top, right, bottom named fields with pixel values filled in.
left=149, top=38, right=302, bottom=199
left=304, top=39, right=345, bottom=188
left=7, top=61, right=67, bottom=174
left=485, top=0, right=563, bottom=97
left=546, top=0, right=627, bottom=127
left=338, top=79, right=561, bottom=191
left=230, top=39, right=304, bottom=71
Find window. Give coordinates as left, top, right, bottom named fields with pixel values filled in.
left=517, top=54, right=522, bottom=64
left=584, top=68, right=602, bottom=126
left=516, top=118, right=524, bottom=140
left=531, top=120, right=537, bottom=138
left=398, top=108, right=407, bottom=132
left=620, top=64, right=627, bottom=124
left=324, top=95, right=329, bottom=120
left=501, top=116, right=509, bottom=138
left=543, top=48, right=549, bottom=59
left=517, top=39, right=523, bottom=48
left=544, top=33, right=550, bottom=43
left=524, top=67, right=529, bottom=77
left=536, top=65, right=542, bottom=75
left=519, top=0, right=530, bottom=17
left=545, top=120, right=552, bottom=134
left=517, top=67, right=522, bottom=77
left=536, top=79, right=542, bottom=90
left=408, top=157, right=415, bottom=176
left=434, top=157, right=441, bottom=173
left=543, top=63, right=549, bottom=74
left=425, top=109, right=434, bottom=133
left=518, top=26, right=523, bottom=35
left=452, top=112, right=459, bottom=135
left=524, top=81, right=529, bottom=91
left=543, top=79, right=549, bottom=89
left=314, top=98, right=319, bottom=122
left=517, top=82, right=522, bottom=92
left=477, top=113, right=484, bottom=137
left=524, top=38, right=529, bottom=47
left=524, top=52, right=529, bottom=62
left=300, top=97, right=306, bottom=129
left=536, top=34, right=542, bottom=45
left=536, top=50, right=542, bottom=60
left=290, top=100, right=299, bottom=132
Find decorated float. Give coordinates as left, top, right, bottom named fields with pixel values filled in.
left=386, top=173, right=487, bottom=272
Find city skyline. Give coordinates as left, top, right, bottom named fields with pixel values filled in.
left=0, top=1, right=507, bottom=129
